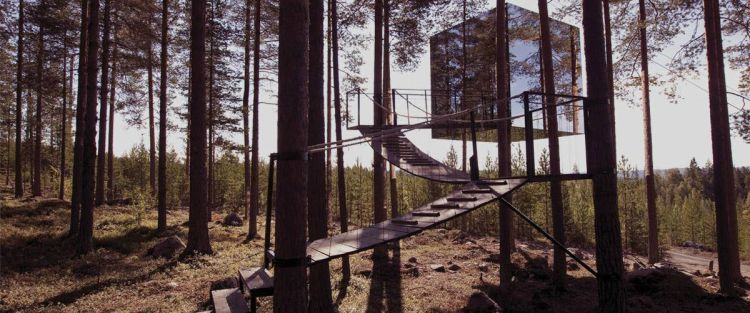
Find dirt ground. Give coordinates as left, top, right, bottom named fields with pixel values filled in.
left=2, top=196, right=750, bottom=312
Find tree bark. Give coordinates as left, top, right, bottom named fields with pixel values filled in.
left=249, top=0, right=261, bottom=238
left=108, top=5, right=118, bottom=200
left=182, top=0, right=212, bottom=257
left=638, top=0, right=659, bottom=265
left=372, top=0, right=387, bottom=261
left=96, top=0, right=111, bottom=206
left=384, top=0, right=398, bottom=224
left=33, top=12, right=43, bottom=197
left=71, top=0, right=88, bottom=236
left=207, top=1, right=215, bottom=221
left=14, top=0, right=24, bottom=198
left=242, top=0, right=251, bottom=223
left=703, top=0, right=742, bottom=293
left=331, top=0, right=350, bottom=281
left=59, top=38, right=68, bottom=200
left=496, top=0, right=514, bottom=293
left=157, top=0, right=169, bottom=231
left=538, top=0, right=565, bottom=290
left=77, top=0, right=100, bottom=255
left=582, top=0, right=625, bottom=311
left=274, top=0, right=309, bottom=311
left=307, top=0, right=333, bottom=310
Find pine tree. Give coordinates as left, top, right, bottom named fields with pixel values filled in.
left=14, top=0, right=24, bottom=199
left=157, top=0, right=169, bottom=231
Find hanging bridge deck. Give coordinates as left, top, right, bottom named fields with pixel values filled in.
left=305, top=178, right=526, bottom=265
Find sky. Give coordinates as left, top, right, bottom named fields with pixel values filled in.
left=110, top=0, right=750, bottom=171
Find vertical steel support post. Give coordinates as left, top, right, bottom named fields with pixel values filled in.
left=470, top=110, right=479, bottom=181
left=523, top=92, right=535, bottom=177
left=391, top=89, right=397, bottom=126
left=263, top=153, right=277, bottom=269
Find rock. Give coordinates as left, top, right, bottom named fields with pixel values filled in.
left=404, top=263, right=415, bottom=269
left=464, top=290, right=502, bottom=313
left=167, top=282, right=179, bottom=289
left=408, top=256, right=417, bottom=263
left=479, top=263, right=489, bottom=272
left=148, top=236, right=186, bottom=259
left=210, top=277, right=239, bottom=291
left=448, top=264, right=461, bottom=271
left=223, top=212, right=243, bottom=227
left=430, top=264, right=446, bottom=272
left=567, top=261, right=580, bottom=271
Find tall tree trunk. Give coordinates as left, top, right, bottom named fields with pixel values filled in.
left=33, top=15, right=43, bottom=197
left=157, top=0, right=169, bottom=231
left=384, top=0, right=398, bottom=223
left=249, top=0, right=261, bottom=238
left=274, top=0, right=309, bottom=311
left=307, top=0, right=333, bottom=311
left=331, top=0, right=350, bottom=281
left=242, top=0, right=253, bottom=234
left=603, top=0, right=615, bottom=117
left=207, top=2, right=215, bottom=221
left=147, top=43, right=156, bottom=197
left=372, top=0, right=387, bottom=261
left=71, top=0, right=88, bottom=236
left=538, top=0, right=565, bottom=290
left=703, top=0, right=742, bottom=293
left=496, top=0, right=514, bottom=293
left=461, top=0, right=467, bottom=173
left=638, top=0, right=659, bottom=265
left=59, top=39, right=67, bottom=200
left=96, top=0, right=111, bottom=206
left=77, top=0, right=100, bottom=255
left=14, top=0, right=24, bottom=198
left=582, top=0, right=625, bottom=311
left=183, top=0, right=212, bottom=257
left=108, top=6, right=118, bottom=200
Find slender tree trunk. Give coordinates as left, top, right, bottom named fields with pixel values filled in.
left=249, top=0, right=261, bottom=238
left=326, top=6, right=332, bottom=223
left=77, top=0, right=100, bottom=255
left=108, top=6, right=118, bottom=200
left=538, top=0, right=565, bottom=290
left=71, top=0, right=88, bottom=236
left=703, top=0, right=742, bottom=293
left=331, top=0, right=349, bottom=281
left=157, top=0, right=169, bottom=231
left=96, top=0, right=111, bottom=206
left=372, top=0, right=387, bottom=261
left=496, top=0, right=514, bottom=293
left=207, top=3, right=215, bottom=221
left=384, top=0, right=398, bottom=223
left=182, top=0, right=212, bottom=257
left=638, top=0, right=659, bottom=264
left=26, top=92, right=32, bottom=190
left=603, top=0, right=615, bottom=117
left=582, top=0, right=625, bottom=311
left=148, top=42, right=156, bottom=196
left=33, top=16, right=43, bottom=197
left=307, top=0, right=333, bottom=310
left=14, top=0, right=23, bottom=198
left=242, top=0, right=253, bottom=234
left=461, top=0, right=467, bottom=173
left=274, top=0, right=309, bottom=311
left=59, top=41, right=67, bottom=200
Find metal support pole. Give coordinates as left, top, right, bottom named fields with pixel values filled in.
left=523, top=92, right=535, bottom=177
left=470, top=110, right=479, bottom=181
left=391, top=89, right=397, bottom=126
left=263, top=153, right=277, bottom=269
left=498, top=196, right=598, bottom=278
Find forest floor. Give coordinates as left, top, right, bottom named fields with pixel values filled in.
left=2, top=196, right=750, bottom=312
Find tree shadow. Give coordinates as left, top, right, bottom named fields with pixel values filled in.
left=365, top=244, right=403, bottom=313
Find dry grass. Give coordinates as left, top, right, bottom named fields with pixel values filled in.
left=2, top=195, right=750, bottom=312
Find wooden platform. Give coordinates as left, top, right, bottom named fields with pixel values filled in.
left=305, top=178, right=526, bottom=264
left=211, top=288, right=249, bottom=313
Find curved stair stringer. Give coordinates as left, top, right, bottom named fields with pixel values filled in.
left=360, top=129, right=471, bottom=183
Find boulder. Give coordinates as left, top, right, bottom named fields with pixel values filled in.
left=408, top=256, right=418, bottom=263
left=448, top=263, right=461, bottom=272
left=464, top=291, right=502, bottom=313
left=223, top=212, right=243, bottom=227
left=148, top=236, right=186, bottom=259
left=404, top=263, right=415, bottom=269
left=430, top=264, right=446, bottom=272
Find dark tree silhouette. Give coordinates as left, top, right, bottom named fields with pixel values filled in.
left=273, top=0, right=309, bottom=311
left=96, top=0, right=112, bottom=206
left=32, top=1, right=44, bottom=197
left=242, top=0, right=256, bottom=237
left=371, top=0, right=387, bottom=261
left=77, top=0, right=100, bottom=255
left=59, top=33, right=68, bottom=200
left=248, top=0, right=262, bottom=239
left=582, top=0, right=625, bottom=311
left=14, top=0, right=24, bottom=199
left=70, top=0, right=88, bottom=237
left=107, top=1, right=119, bottom=200
left=183, top=0, right=213, bottom=257
left=147, top=41, right=156, bottom=196
left=157, top=0, right=169, bottom=231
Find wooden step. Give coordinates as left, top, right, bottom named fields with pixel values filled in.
left=393, top=219, right=419, bottom=225
left=412, top=211, right=440, bottom=217
left=211, top=288, right=249, bottom=313
left=431, top=203, right=460, bottom=209
left=477, top=180, right=508, bottom=186
left=447, top=196, right=477, bottom=202
left=462, top=188, right=493, bottom=194
left=239, top=268, right=274, bottom=297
